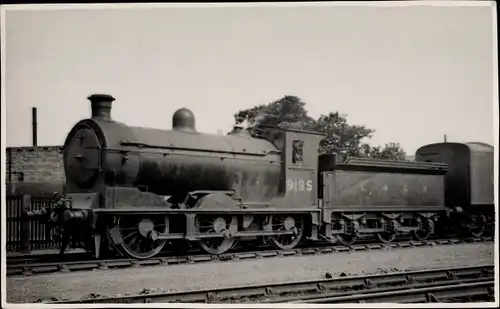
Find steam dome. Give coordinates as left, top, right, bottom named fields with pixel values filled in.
left=173, top=108, right=196, bottom=132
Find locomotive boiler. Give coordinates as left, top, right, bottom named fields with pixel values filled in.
left=25, top=93, right=495, bottom=260
left=64, top=94, right=283, bottom=207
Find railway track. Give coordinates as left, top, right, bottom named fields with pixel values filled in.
left=7, top=236, right=493, bottom=277
left=48, top=264, right=495, bottom=304
left=7, top=250, right=90, bottom=265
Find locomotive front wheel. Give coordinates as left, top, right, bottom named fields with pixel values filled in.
left=196, top=215, right=236, bottom=255
left=111, top=215, right=169, bottom=259
left=199, top=238, right=236, bottom=255
left=269, top=215, right=304, bottom=250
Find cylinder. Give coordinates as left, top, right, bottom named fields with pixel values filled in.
left=63, top=209, right=89, bottom=222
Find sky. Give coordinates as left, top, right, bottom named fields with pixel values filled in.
left=2, top=2, right=497, bottom=155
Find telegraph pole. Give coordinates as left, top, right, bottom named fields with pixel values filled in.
left=32, top=107, right=38, bottom=146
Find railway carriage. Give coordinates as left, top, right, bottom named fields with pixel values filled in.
left=25, top=94, right=495, bottom=260
left=415, top=142, right=495, bottom=236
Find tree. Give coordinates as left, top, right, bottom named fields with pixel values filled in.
left=360, top=143, right=407, bottom=161
left=311, top=112, right=374, bottom=156
left=234, top=95, right=407, bottom=160
left=234, top=95, right=316, bottom=131
left=379, top=143, right=407, bottom=161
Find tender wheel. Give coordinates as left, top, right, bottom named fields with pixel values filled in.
left=196, top=215, right=236, bottom=255
left=376, top=218, right=397, bottom=244
left=467, top=215, right=486, bottom=238
left=336, top=234, right=358, bottom=246
left=110, top=215, right=169, bottom=259
left=269, top=215, right=304, bottom=250
left=412, top=219, right=434, bottom=241
left=377, top=232, right=397, bottom=243
left=377, top=219, right=398, bottom=244
left=334, top=218, right=358, bottom=246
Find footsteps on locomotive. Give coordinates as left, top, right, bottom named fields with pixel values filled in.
left=25, top=94, right=495, bottom=259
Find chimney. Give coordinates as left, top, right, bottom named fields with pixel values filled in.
left=88, top=94, right=115, bottom=121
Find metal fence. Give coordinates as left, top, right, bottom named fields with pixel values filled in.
left=6, top=194, right=58, bottom=253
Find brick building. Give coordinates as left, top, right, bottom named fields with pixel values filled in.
left=6, top=146, right=65, bottom=196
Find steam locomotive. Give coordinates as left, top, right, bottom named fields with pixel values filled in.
left=26, top=94, right=495, bottom=259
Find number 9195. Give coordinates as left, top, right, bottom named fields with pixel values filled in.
left=287, top=179, right=313, bottom=192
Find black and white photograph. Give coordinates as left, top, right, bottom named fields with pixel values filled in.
left=1, top=1, right=498, bottom=307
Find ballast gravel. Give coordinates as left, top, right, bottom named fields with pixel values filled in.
left=6, top=242, right=495, bottom=303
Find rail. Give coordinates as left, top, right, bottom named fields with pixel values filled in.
left=296, top=281, right=494, bottom=303
left=7, top=236, right=493, bottom=277
left=48, top=264, right=494, bottom=304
